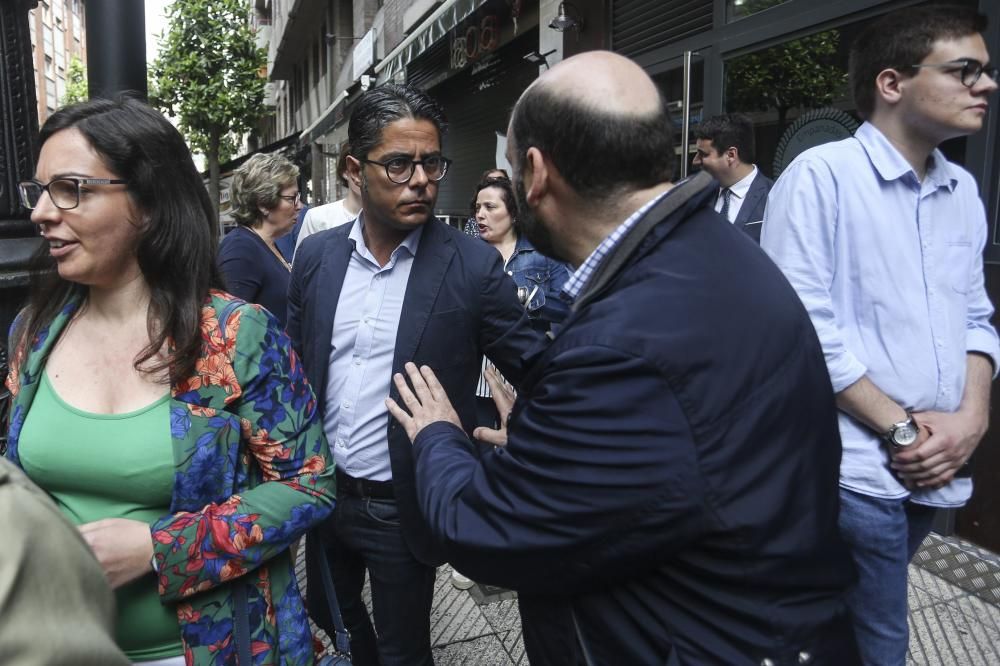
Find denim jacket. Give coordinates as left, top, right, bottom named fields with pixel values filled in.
left=503, top=235, right=571, bottom=327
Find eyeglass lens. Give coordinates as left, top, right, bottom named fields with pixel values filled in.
left=384, top=157, right=448, bottom=183
left=962, top=60, right=999, bottom=87
left=18, top=179, right=80, bottom=210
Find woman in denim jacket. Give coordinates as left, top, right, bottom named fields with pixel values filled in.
left=472, top=176, right=570, bottom=328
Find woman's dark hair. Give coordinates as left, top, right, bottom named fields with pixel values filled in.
left=19, top=95, right=223, bottom=384
left=470, top=176, right=519, bottom=234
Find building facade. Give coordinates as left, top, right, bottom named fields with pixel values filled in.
left=28, top=0, right=87, bottom=124
left=257, top=0, right=567, bottom=211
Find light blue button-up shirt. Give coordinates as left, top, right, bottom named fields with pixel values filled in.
left=324, top=214, right=423, bottom=481
left=762, top=122, right=999, bottom=507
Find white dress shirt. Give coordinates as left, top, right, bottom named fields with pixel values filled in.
left=713, top=166, right=758, bottom=223
left=295, top=199, right=359, bottom=255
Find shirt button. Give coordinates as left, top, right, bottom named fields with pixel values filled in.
left=354, top=358, right=362, bottom=366
left=343, top=401, right=352, bottom=409
left=336, top=438, right=346, bottom=448
left=507, top=270, right=513, bottom=276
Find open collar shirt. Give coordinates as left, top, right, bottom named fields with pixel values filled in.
left=562, top=187, right=675, bottom=301
left=714, top=165, right=758, bottom=223
left=761, top=122, right=999, bottom=507
left=323, top=213, right=423, bottom=481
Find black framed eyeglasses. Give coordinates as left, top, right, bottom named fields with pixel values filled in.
left=278, top=192, right=301, bottom=205
left=17, top=177, right=129, bottom=210
left=361, top=155, right=452, bottom=184
left=907, top=58, right=999, bottom=88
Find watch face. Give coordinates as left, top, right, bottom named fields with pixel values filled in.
left=892, top=422, right=919, bottom=447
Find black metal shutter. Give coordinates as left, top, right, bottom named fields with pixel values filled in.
left=426, top=28, right=539, bottom=217
left=612, top=0, right=713, bottom=58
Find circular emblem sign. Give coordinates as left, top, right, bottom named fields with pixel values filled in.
left=773, top=108, right=860, bottom=178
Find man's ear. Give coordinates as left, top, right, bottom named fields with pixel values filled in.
left=523, top=147, right=549, bottom=207
left=726, top=146, right=739, bottom=164
left=874, top=67, right=907, bottom=107
left=346, top=155, right=364, bottom=190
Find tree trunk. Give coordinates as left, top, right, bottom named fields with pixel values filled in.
left=208, top=126, right=222, bottom=240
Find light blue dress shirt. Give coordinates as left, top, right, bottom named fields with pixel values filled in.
left=324, top=214, right=423, bottom=481
left=762, top=122, right=999, bottom=507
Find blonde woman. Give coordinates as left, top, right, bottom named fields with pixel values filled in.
left=217, top=152, right=303, bottom=325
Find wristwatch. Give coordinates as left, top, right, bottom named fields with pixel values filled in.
left=883, top=414, right=919, bottom=448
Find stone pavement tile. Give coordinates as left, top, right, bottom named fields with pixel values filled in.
left=907, top=594, right=1000, bottom=666
left=432, top=634, right=516, bottom=665
left=479, top=598, right=522, bottom=634
left=496, top=628, right=528, bottom=666
left=432, top=567, right=494, bottom=647
left=909, top=563, right=969, bottom=610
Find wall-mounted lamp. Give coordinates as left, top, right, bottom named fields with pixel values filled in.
left=548, top=2, right=584, bottom=33
left=523, top=48, right=557, bottom=69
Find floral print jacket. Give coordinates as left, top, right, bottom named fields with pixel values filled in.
left=5, top=290, right=336, bottom=665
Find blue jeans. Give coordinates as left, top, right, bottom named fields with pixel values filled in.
left=307, top=492, right=435, bottom=666
left=837, top=488, right=937, bottom=666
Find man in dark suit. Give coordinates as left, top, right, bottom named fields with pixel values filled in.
left=693, top=112, right=773, bottom=242
left=386, top=52, right=860, bottom=665
left=286, top=84, right=538, bottom=666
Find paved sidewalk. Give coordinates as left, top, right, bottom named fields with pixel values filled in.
left=307, top=532, right=1000, bottom=665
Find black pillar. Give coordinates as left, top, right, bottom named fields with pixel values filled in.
left=0, top=0, right=42, bottom=338
left=85, top=0, right=147, bottom=100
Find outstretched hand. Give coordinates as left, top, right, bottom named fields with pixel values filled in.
left=385, top=362, right=463, bottom=442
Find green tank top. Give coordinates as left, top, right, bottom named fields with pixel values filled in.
left=18, top=372, right=184, bottom=661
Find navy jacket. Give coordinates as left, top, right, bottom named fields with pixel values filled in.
left=734, top=170, right=774, bottom=243
left=217, top=226, right=291, bottom=325
left=286, top=217, right=541, bottom=564
left=411, top=173, right=859, bottom=665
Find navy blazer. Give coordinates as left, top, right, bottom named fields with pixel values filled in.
left=734, top=169, right=774, bottom=243
left=410, top=174, right=858, bottom=664
left=286, top=217, right=541, bottom=564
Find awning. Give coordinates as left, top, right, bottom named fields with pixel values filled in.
left=375, top=0, right=489, bottom=83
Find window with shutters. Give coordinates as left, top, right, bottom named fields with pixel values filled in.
left=611, top=0, right=712, bottom=58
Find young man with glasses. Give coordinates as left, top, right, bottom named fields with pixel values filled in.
left=762, top=6, right=999, bottom=664
left=286, top=84, right=540, bottom=666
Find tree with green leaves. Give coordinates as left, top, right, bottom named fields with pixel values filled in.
left=726, top=28, right=847, bottom=130
left=149, top=0, right=266, bottom=231
left=61, top=55, right=88, bottom=107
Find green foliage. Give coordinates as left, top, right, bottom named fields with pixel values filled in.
left=726, top=29, right=847, bottom=128
left=149, top=0, right=266, bottom=220
left=61, top=55, right=88, bottom=106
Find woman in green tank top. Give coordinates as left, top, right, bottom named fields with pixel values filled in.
left=5, top=97, right=336, bottom=666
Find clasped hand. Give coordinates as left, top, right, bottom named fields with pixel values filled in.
left=890, top=409, right=986, bottom=489
left=79, top=517, right=155, bottom=589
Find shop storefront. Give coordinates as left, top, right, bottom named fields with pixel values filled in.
left=599, top=0, right=1000, bottom=551
left=405, top=1, right=541, bottom=222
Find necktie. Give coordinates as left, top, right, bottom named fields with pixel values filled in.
left=719, top=188, right=733, bottom=221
